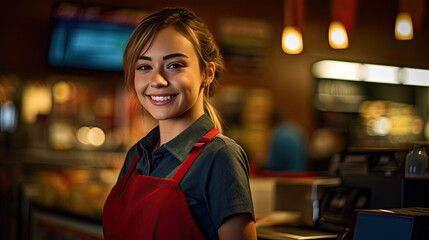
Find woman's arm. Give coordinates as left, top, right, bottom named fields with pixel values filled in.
left=218, top=214, right=257, bottom=240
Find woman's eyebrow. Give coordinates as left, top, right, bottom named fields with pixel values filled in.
left=163, top=53, right=188, bottom=60
left=137, top=53, right=188, bottom=61
left=138, top=56, right=151, bottom=61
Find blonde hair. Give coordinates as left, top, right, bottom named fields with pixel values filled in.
left=123, top=7, right=224, bottom=132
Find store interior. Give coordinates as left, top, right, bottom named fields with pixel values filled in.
left=1, top=0, right=429, bottom=239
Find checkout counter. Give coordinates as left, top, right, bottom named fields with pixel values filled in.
left=251, top=147, right=429, bottom=240
left=251, top=176, right=341, bottom=240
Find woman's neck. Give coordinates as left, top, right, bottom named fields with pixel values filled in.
left=158, top=112, right=204, bottom=145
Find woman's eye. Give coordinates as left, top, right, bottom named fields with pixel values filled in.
left=168, top=63, right=184, bottom=69
left=137, top=65, right=152, bottom=71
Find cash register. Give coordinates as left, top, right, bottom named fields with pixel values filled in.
left=351, top=207, right=429, bottom=240
left=251, top=177, right=341, bottom=240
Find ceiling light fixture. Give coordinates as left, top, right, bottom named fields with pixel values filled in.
left=395, top=12, right=413, bottom=40
left=282, top=26, right=303, bottom=54
left=328, top=21, right=349, bottom=49
left=329, top=0, right=358, bottom=49
left=395, top=0, right=426, bottom=40
left=282, top=0, right=305, bottom=54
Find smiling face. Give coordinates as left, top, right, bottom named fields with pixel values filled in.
left=134, top=27, right=208, bottom=125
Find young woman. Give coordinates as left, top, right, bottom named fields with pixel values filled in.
left=103, top=7, right=256, bottom=240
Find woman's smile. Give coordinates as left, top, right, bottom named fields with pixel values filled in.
left=146, top=94, right=178, bottom=106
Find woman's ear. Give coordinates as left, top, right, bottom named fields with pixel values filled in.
left=203, top=62, right=216, bottom=87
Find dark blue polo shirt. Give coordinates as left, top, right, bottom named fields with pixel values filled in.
left=117, top=114, right=255, bottom=240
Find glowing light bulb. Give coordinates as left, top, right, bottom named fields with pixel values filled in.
left=76, top=126, right=91, bottom=145
left=22, top=82, right=52, bottom=123
left=397, top=20, right=412, bottom=36
left=372, top=117, right=392, bottom=136
left=329, top=21, right=349, bottom=49
left=53, top=81, right=72, bottom=104
left=281, top=26, right=303, bottom=54
left=395, top=12, right=413, bottom=40
left=88, top=127, right=105, bottom=146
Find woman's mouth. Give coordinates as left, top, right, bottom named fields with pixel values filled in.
left=147, top=94, right=177, bottom=105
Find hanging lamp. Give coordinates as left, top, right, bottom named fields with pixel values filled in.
left=281, top=0, right=305, bottom=54
left=329, top=0, right=358, bottom=49
left=395, top=0, right=426, bottom=40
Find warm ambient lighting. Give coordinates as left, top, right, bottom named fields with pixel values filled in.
left=312, top=60, right=429, bottom=87
left=365, top=64, right=399, bottom=85
left=53, top=81, right=73, bottom=104
left=328, top=21, right=349, bottom=49
left=281, top=26, right=303, bottom=54
left=22, top=82, right=52, bottom=123
left=395, top=12, right=413, bottom=40
left=312, top=60, right=362, bottom=81
left=403, top=68, right=429, bottom=86
left=77, top=126, right=106, bottom=147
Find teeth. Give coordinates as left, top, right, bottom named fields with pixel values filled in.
left=150, top=95, right=173, bottom=101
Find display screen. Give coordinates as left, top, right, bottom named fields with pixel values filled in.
left=48, top=18, right=134, bottom=72
left=47, top=2, right=150, bottom=72
left=353, top=212, right=413, bottom=240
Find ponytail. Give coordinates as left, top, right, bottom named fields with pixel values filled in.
left=203, top=95, right=223, bottom=133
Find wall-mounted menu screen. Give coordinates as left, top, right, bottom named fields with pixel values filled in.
left=48, top=2, right=150, bottom=72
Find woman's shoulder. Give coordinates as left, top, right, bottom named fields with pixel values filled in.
left=202, top=135, right=249, bottom=165
left=185, top=134, right=250, bottom=183
left=211, top=134, right=244, bottom=152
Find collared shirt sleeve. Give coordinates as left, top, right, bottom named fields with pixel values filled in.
left=202, top=137, right=255, bottom=230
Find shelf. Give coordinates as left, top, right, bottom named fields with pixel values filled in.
left=18, top=148, right=126, bottom=168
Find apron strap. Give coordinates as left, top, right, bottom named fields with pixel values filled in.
left=172, top=127, right=219, bottom=183
left=122, top=153, right=140, bottom=180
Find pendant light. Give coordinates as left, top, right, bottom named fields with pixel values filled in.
left=282, top=26, right=303, bottom=54
left=328, top=21, right=349, bottom=49
left=281, top=0, right=305, bottom=54
left=329, top=0, right=358, bottom=49
left=395, top=12, right=413, bottom=40
left=395, top=0, right=426, bottom=40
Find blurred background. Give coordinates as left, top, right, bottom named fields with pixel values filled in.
left=1, top=0, right=429, bottom=239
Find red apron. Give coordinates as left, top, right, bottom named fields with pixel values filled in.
left=103, top=128, right=219, bottom=240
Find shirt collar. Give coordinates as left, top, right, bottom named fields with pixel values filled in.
left=136, top=114, right=215, bottom=162
left=163, top=114, right=215, bottom=162
left=137, top=126, right=160, bottom=154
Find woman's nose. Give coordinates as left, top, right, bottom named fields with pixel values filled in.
left=150, top=70, right=169, bottom=88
